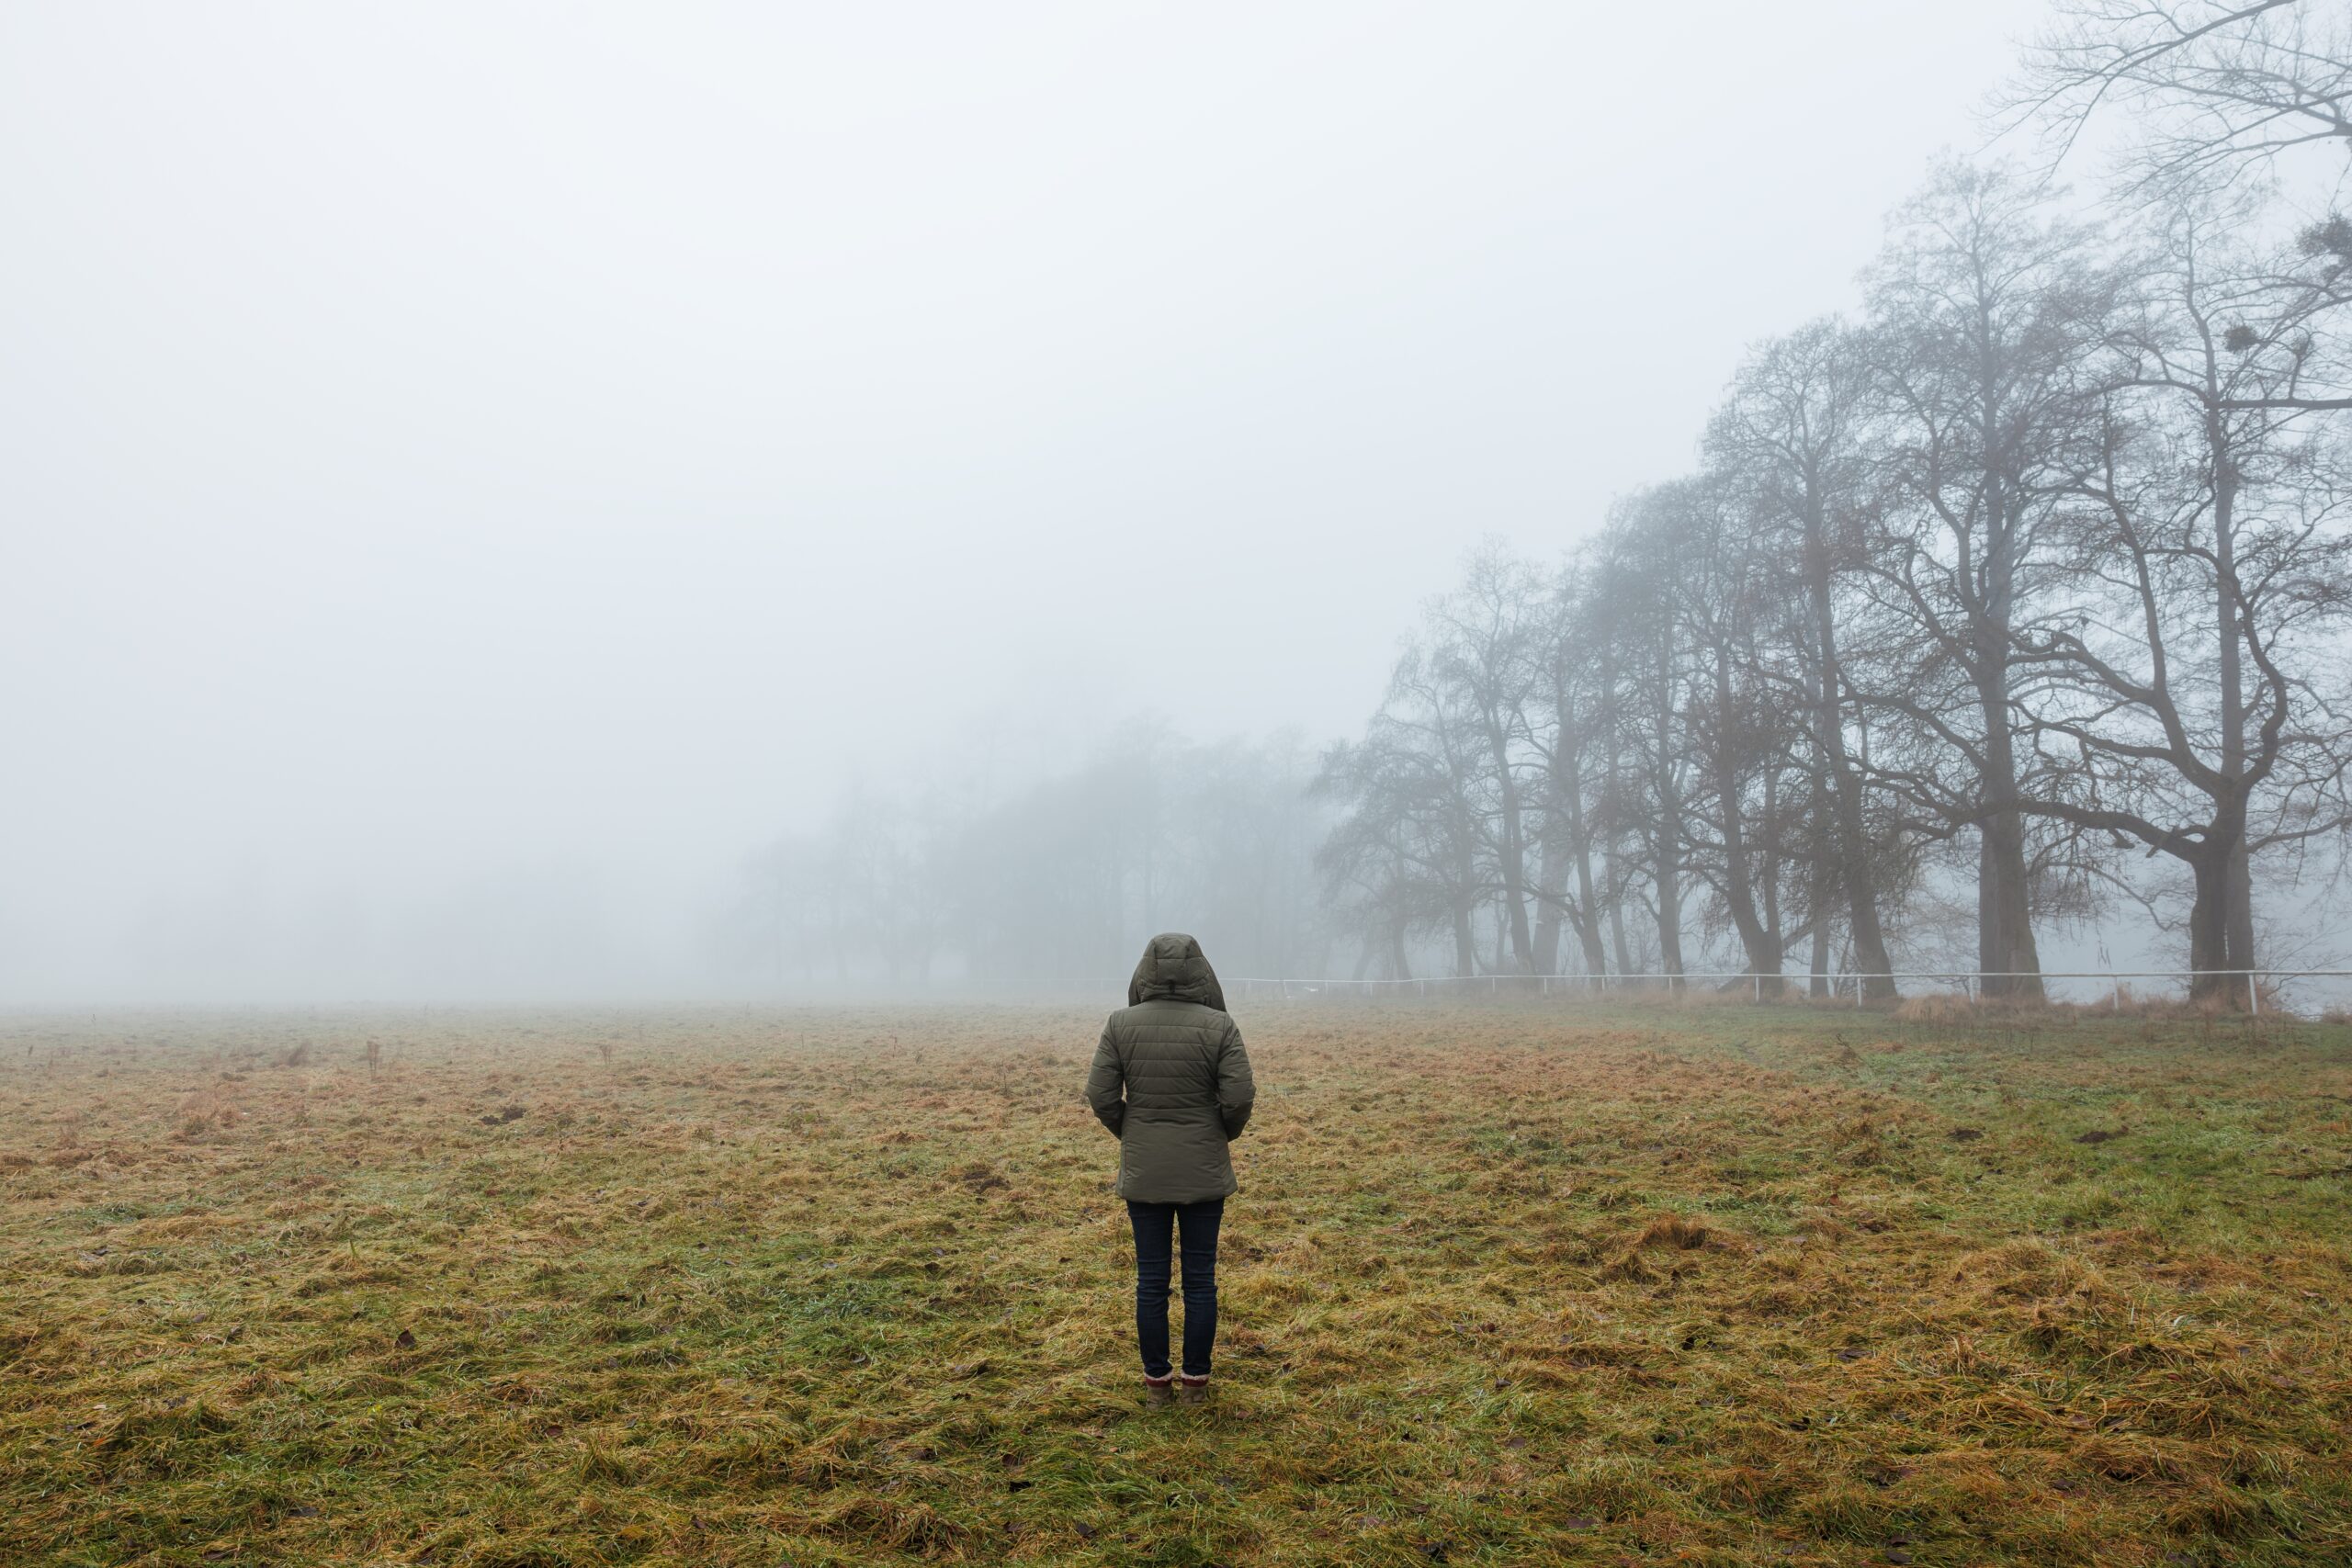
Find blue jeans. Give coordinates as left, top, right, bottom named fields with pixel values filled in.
left=1126, top=1197, right=1223, bottom=1380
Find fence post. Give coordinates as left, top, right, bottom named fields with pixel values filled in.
left=1753, top=973, right=1761, bottom=1004
left=2249, top=972, right=2260, bottom=1018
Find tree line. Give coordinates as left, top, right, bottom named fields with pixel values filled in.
left=721, top=729, right=1329, bottom=986
left=729, top=3, right=2352, bottom=1001
left=1321, top=3, right=2352, bottom=1003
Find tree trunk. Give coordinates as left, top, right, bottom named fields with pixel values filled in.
left=1532, top=816, right=1567, bottom=976
left=1825, top=746, right=1895, bottom=998
left=1503, top=890, right=1533, bottom=973
left=1652, top=656, right=1685, bottom=988
left=1597, top=648, right=1634, bottom=982
left=1804, top=654, right=1835, bottom=1002
left=1760, top=765, right=1790, bottom=988
left=1964, top=335, right=2046, bottom=1000
left=1606, top=855, right=1634, bottom=979
left=1654, top=824, right=1684, bottom=990
left=1560, top=761, right=1611, bottom=985
left=2185, top=842, right=2248, bottom=1007
left=1804, top=511, right=1897, bottom=1000
left=1976, top=810, right=2043, bottom=998
left=1531, top=890, right=1563, bottom=976
left=2211, top=449, right=2258, bottom=982
left=1451, top=898, right=1476, bottom=978
left=2224, top=836, right=2256, bottom=977
left=1973, top=629, right=2044, bottom=998
left=1489, top=722, right=1538, bottom=974
left=1709, top=657, right=1783, bottom=994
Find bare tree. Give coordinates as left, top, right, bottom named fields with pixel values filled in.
left=1709, top=321, right=1905, bottom=998
left=1635, top=475, right=1821, bottom=993
left=2007, top=187, right=2352, bottom=1000
left=1854, top=159, right=2120, bottom=995
left=1527, top=563, right=1620, bottom=982
left=729, top=733, right=1332, bottom=986
left=1312, top=739, right=1430, bottom=981
left=1424, top=547, right=1552, bottom=973
left=2002, top=0, right=2352, bottom=186
left=1323, top=637, right=1504, bottom=976
left=1590, top=496, right=1698, bottom=987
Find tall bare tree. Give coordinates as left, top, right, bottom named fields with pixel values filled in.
left=1652, top=475, right=1813, bottom=992
left=1854, top=159, right=2120, bottom=995
left=1592, top=494, right=1699, bottom=986
left=1425, top=547, right=1552, bottom=973
left=1709, top=321, right=1905, bottom=998
left=2008, top=186, right=2352, bottom=999
left=1528, top=563, right=1620, bottom=981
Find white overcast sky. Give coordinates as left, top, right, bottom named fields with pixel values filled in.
left=1, top=1, right=2060, bottom=998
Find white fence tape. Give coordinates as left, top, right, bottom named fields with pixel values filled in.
left=1218, top=969, right=2352, bottom=1015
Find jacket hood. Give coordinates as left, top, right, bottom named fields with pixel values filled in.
left=1127, top=932, right=1226, bottom=1010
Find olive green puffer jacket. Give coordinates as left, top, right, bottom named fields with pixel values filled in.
left=1085, top=933, right=1256, bottom=1203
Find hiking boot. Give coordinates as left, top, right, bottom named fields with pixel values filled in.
left=1144, top=1377, right=1175, bottom=1409
left=1177, top=1376, right=1209, bottom=1406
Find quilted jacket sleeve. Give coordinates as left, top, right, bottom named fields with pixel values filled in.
left=1084, top=1021, right=1125, bottom=1136
left=1216, top=1019, right=1255, bottom=1139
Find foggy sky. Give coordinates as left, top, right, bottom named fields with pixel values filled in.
left=1, top=2, right=2057, bottom=1000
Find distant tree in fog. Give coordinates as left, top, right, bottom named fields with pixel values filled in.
left=1629, top=477, right=1815, bottom=994
left=1528, top=562, right=1623, bottom=982
left=727, top=732, right=1329, bottom=985
left=1705, top=321, right=1907, bottom=999
left=1321, top=631, right=1503, bottom=977
left=1589, top=494, right=1701, bottom=987
left=1425, top=547, right=1553, bottom=974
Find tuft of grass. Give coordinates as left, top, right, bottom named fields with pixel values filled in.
left=1, top=1000, right=2348, bottom=1564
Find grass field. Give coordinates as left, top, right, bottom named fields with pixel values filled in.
left=4, top=999, right=2350, bottom=1567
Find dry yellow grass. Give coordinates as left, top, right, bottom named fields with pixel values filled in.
left=2, top=1000, right=2348, bottom=1566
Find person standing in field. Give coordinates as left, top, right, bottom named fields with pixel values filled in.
left=1085, top=932, right=1256, bottom=1408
